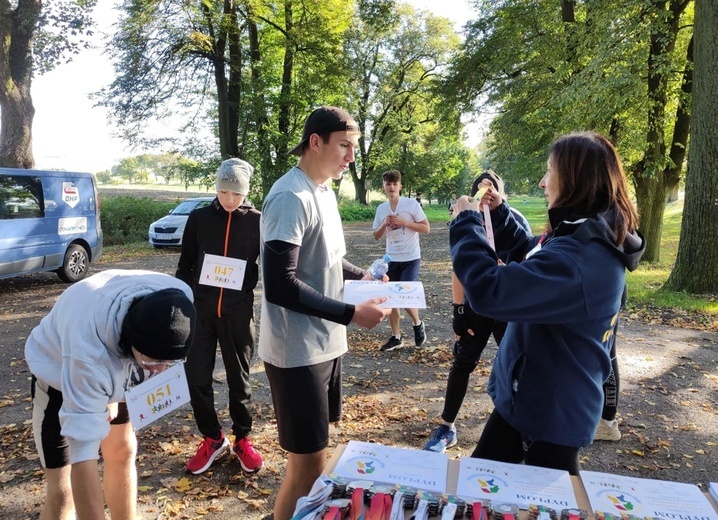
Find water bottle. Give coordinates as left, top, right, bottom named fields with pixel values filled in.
left=368, top=254, right=392, bottom=280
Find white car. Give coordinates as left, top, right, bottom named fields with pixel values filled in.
left=148, top=197, right=214, bottom=247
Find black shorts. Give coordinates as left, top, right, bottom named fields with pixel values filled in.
left=31, top=376, right=129, bottom=469
left=264, top=357, right=342, bottom=454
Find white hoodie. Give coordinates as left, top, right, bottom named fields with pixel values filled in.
left=25, top=269, right=193, bottom=464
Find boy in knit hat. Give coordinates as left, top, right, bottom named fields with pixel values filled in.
left=176, top=158, right=264, bottom=475
left=25, top=269, right=196, bottom=520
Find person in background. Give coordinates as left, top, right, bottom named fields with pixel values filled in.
left=415, top=191, right=424, bottom=207
left=176, top=158, right=264, bottom=475
left=595, top=313, right=622, bottom=441
left=259, top=106, right=390, bottom=520
left=372, top=169, right=431, bottom=352
left=424, top=170, right=531, bottom=453
left=450, top=131, right=644, bottom=474
left=25, top=270, right=196, bottom=520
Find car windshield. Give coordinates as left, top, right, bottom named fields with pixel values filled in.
left=170, top=200, right=202, bottom=215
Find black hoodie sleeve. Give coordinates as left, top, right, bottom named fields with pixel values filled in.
left=263, top=240, right=355, bottom=325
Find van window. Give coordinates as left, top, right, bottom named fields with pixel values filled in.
left=0, top=175, right=44, bottom=220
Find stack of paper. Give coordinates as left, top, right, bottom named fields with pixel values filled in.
left=709, top=482, right=718, bottom=505
left=456, top=458, right=578, bottom=509
left=581, top=471, right=718, bottom=520
left=331, top=440, right=448, bottom=494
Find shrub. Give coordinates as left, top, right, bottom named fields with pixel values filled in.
left=339, top=200, right=376, bottom=222
left=101, top=196, right=177, bottom=245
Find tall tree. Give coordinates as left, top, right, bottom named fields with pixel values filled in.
left=445, top=0, right=694, bottom=261
left=0, top=0, right=96, bottom=168
left=344, top=0, right=461, bottom=204
left=633, top=0, right=693, bottom=262
left=665, top=0, right=718, bottom=293
left=100, top=0, right=352, bottom=196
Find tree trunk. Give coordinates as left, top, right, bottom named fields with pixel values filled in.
left=634, top=173, right=669, bottom=262
left=245, top=11, right=274, bottom=197
left=0, top=0, right=41, bottom=168
left=665, top=0, right=718, bottom=293
left=634, top=0, right=689, bottom=262
left=350, top=162, right=368, bottom=205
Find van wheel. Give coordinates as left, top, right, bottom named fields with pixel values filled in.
left=57, top=244, right=89, bottom=283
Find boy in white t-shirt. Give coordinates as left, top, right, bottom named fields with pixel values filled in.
left=372, top=170, right=431, bottom=351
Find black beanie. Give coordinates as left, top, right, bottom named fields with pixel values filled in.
left=471, top=170, right=504, bottom=197
left=122, top=288, right=196, bottom=360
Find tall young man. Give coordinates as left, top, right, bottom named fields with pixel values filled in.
left=25, top=270, right=196, bottom=520
left=259, top=106, right=390, bottom=520
left=176, top=158, right=263, bottom=475
left=372, top=169, right=431, bottom=351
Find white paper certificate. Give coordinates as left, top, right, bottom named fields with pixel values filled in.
left=581, top=471, right=718, bottom=519
left=456, top=457, right=578, bottom=509
left=343, top=281, right=426, bottom=309
left=198, top=253, right=246, bottom=290
left=124, top=363, right=190, bottom=430
left=332, top=440, right=448, bottom=494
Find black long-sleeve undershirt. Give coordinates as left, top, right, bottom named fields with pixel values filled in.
left=262, top=240, right=365, bottom=325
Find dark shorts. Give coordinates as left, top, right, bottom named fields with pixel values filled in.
left=387, top=258, right=421, bottom=282
left=31, top=376, right=129, bottom=469
left=264, top=357, right=342, bottom=454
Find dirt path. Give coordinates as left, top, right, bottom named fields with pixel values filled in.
left=1, top=221, right=716, bottom=519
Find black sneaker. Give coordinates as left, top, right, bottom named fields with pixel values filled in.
left=380, top=335, right=404, bottom=352
left=413, top=321, right=427, bottom=346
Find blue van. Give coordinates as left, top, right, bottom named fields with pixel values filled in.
left=0, top=168, right=103, bottom=282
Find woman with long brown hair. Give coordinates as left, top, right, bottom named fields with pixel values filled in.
left=449, top=131, right=645, bottom=474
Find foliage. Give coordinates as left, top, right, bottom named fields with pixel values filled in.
left=0, top=0, right=97, bottom=168
left=99, top=0, right=354, bottom=195
left=101, top=196, right=176, bottom=245
left=34, top=0, right=98, bottom=74
left=664, top=0, right=718, bottom=294
left=338, top=199, right=378, bottom=222
left=444, top=0, right=694, bottom=262
left=343, top=1, right=465, bottom=204
left=95, top=169, right=112, bottom=184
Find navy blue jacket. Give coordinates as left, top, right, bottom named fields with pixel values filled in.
left=450, top=202, right=644, bottom=447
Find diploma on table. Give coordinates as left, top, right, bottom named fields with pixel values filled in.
left=343, top=280, right=426, bottom=309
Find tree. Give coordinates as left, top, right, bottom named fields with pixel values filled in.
left=343, top=0, right=462, bottom=204
left=444, top=0, right=694, bottom=261
left=100, top=0, right=352, bottom=196
left=0, top=0, right=96, bottom=168
left=664, top=0, right=718, bottom=293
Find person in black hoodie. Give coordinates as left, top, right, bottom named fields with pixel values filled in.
left=176, top=158, right=264, bottom=475
left=450, top=131, right=645, bottom=475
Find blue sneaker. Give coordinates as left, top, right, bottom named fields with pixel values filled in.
left=423, top=424, right=457, bottom=453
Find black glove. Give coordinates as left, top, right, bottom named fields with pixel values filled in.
left=452, top=303, right=480, bottom=337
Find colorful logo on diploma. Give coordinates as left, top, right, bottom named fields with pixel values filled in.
left=388, top=283, right=418, bottom=294
left=466, top=474, right=507, bottom=495
left=606, top=494, right=636, bottom=511
left=346, top=457, right=385, bottom=475
left=595, top=490, right=641, bottom=513
left=478, top=478, right=500, bottom=494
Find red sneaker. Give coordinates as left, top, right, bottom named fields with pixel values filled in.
left=186, top=433, right=230, bottom=474
left=231, top=436, right=264, bottom=473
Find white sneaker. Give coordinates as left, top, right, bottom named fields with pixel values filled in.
left=594, top=418, right=621, bottom=441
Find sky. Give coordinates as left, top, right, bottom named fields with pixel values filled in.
left=29, top=0, right=476, bottom=173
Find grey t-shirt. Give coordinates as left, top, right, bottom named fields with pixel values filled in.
left=258, top=167, right=348, bottom=368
